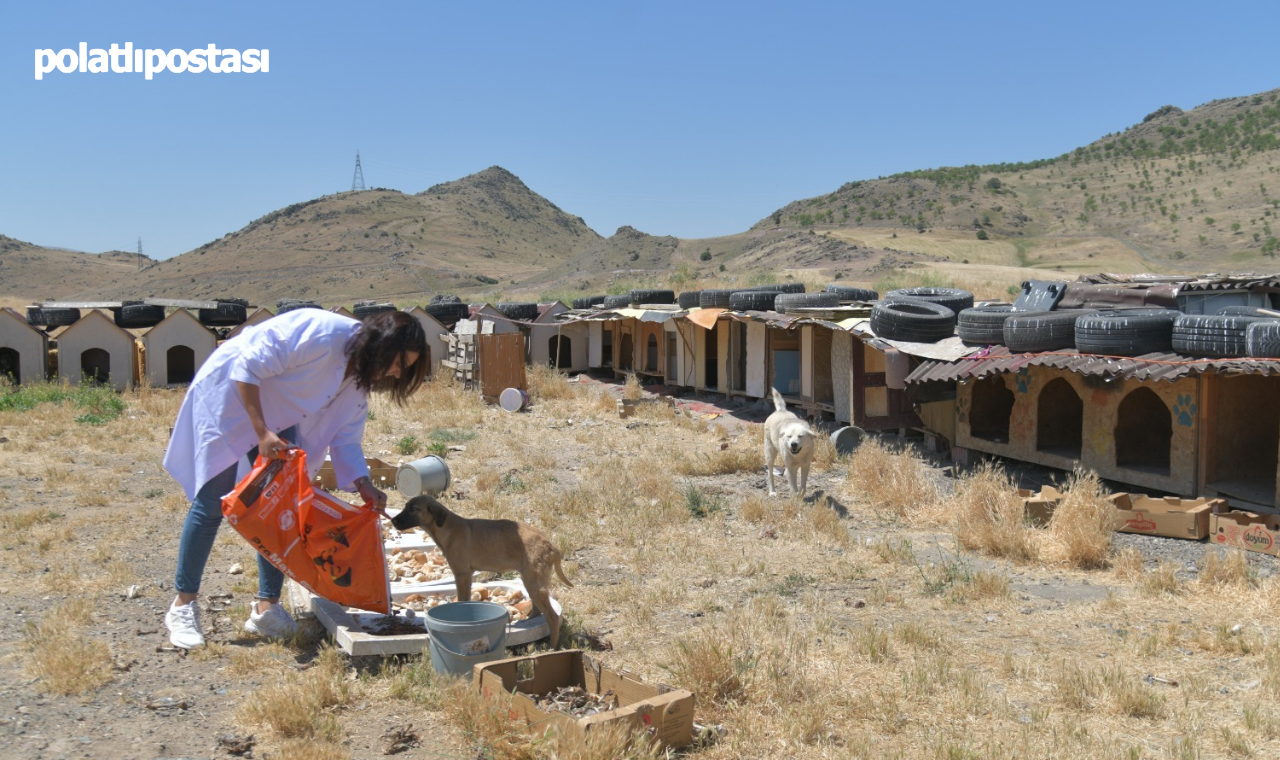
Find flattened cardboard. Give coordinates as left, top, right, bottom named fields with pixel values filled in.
left=1209, top=503, right=1280, bottom=557
left=1017, top=485, right=1062, bottom=526
left=1108, top=493, right=1218, bottom=540
left=476, top=650, right=695, bottom=750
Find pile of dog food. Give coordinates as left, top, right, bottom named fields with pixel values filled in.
left=397, top=586, right=535, bottom=621
left=386, top=547, right=451, bottom=584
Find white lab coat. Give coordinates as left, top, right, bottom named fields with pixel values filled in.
left=164, top=309, right=371, bottom=501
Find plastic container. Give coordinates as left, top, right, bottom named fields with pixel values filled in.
left=499, top=387, right=529, bottom=412
left=424, top=601, right=509, bottom=678
left=396, top=455, right=451, bottom=497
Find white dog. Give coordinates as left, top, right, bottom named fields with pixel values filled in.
left=764, top=387, right=815, bottom=497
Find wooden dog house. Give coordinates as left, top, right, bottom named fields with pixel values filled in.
left=54, top=309, right=137, bottom=390
left=140, top=308, right=217, bottom=386
left=0, top=308, right=49, bottom=385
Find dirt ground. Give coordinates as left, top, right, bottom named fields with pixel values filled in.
left=2, top=370, right=1280, bottom=760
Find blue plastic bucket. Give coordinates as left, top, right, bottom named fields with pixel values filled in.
left=424, top=601, right=509, bottom=678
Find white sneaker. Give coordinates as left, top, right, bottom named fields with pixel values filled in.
left=165, top=599, right=205, bottom=649
left=245, top=603, right=298, bottom=639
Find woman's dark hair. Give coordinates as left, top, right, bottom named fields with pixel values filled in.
left=344, top=311, right=428, bottom=404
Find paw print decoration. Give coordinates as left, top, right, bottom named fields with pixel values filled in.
left=1014, top=368, right=1031, bottom=394
left=1173, top=394, right=1197, bottom=427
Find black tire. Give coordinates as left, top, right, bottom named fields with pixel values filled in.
left=424, top=302, right=470, bottom=325
left=729, top=290, right=782, bottom=312
left=216, top=297, right=249, bottom=308
left=824, top=285, right=878, bottom=302
left=870, top=300, right=956, bottom=342
left=428, top=294, right=462, bottom=306
left=1246, top=321, right=1280, bottom=358
left=198, top=300, right=248, bottom=326
left=115, top=303, right=165, bottom=328
left=1218, top=305, right=1280, bottom=318
left=1172, top=314, right=1268, bottom=358
left=601, top=295, right=631, bottom=309
left=698, top=289, right=735, bottom=309
left=276, top=299, right=322, bottom=314
left=26, top=307, right=80, bottom=327
left=1074, top=309, right=1178, bottom=356
left=353, top=303, right=397, bottom=320
left=774, top=292, right=839, bottom=313
left=957, top=305, right=1016, bottom=346
left=885, top=287, right=975, bottom=316
left=629, top=289, right=675, bottom=305
left=495, top=302, right=538, bottom=321
left=677, top=291, right=702, bottom=309
left=1003, top=310, right=1092, bottom=353
left=571, top=295, right=607, bottom=310
left=749, top=282, right=805, bottom=294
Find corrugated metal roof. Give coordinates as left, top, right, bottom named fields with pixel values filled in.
left=1077, top=273, right=1280, bottom=294
left=905, top=345, right=1280, bottom=385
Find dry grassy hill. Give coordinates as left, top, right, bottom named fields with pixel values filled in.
left=760, top=87, right=1280, bottom=277
left=0, top=236, right=147, bottom=308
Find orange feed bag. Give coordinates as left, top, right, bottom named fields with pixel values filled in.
left=221, top=448, right=391, bottom=614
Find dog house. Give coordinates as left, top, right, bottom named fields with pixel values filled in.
left=664, top=317, right=697, bottom=387
left=472, top=304, right=523, bottom=335
left=54, top=309, right=137, bottom=390
left=0, top=307, right=49, bottom=385
left=226, top=306, right=274, bottom=339
left=140, top=308, right=217, bottom=386
left=404, top=306, right=451, bottom=376
left=331, top=306, right=355, bottom=318
left=528, top=302, right=589, bottom=372
left=1200, top=372, right=1280, bottom=511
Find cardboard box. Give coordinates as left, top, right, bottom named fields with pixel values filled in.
left=313, top=457, right=395, bottom=492
left=1017, top=485, right=1062, bottom=526
left=1209, top=503, right=1280, bottom=557
left=1107, top=493, right=1219, bottom=540
left=476, top=650, right=695, bottom=750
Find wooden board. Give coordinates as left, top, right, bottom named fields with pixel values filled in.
left=479, top=332, right=526, bottom=398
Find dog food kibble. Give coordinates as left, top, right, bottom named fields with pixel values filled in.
left=386, top=547, right=451, bottom=583
left=397, top=587, right=532, bottom=621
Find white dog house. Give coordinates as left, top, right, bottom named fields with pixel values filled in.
left=0, top=308, right=49, bottom=385
left=227, top=306, right=274, bottom=339
left=141, top=309, right=217, bottom=386
left=55, top=309, right=136, bottom=390
left=331, top=306, right=355, bottom=318
left=529, top=302, right=589, bottom=372
left=663, top=318, right=697, bottom=387
left=405, top=306, right=451, bottom=376
left=473, top=304, right=523, bottom=335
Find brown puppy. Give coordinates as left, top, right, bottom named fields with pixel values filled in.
left=391, top=494, right=572, bottom=647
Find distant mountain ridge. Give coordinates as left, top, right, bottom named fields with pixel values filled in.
left=6, top=86, right=1280, bottom=306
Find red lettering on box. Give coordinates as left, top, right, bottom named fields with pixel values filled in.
left=1125, top=516, right=1158, bottom=532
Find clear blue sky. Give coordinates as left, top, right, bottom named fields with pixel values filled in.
left=2, top=1, right=1277, bottom=259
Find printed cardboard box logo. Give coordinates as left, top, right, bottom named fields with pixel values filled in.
left=1124, top=516, right=1158, bottom=532
left=1244, top=525, right=1275, bottom=551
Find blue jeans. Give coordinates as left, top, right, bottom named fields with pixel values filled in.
left=174, top=427, right=296, bottom=599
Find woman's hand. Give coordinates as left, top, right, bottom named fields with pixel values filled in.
left=258, top=430, right=289, bottom=460
left=354, top=476, right=388, bottom=514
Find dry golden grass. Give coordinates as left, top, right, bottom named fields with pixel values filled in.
left=845, top=438, right=942, bottom=523
left=953, top=462, right=1039, bottom=562
left=673, top=434, right=761, bottom=476
left=22, top=597, right=113, bottom=696
left=1199, top=548, right=1256, bottom=586
left=1046, top=469, right=1114, bottom=569
left=238, top=646, right=356, bottom=741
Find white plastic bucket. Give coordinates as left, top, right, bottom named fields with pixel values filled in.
left=396, top=455, right=452, bottom=497
left=499, top=387, right=529, bottom=412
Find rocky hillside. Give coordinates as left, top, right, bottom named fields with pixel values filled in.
left=0, top=236, right=147, bottom=305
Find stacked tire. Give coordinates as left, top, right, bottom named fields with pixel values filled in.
left=956, top=305, right=1016, bottom=346
left=1003, top=310, right=1092, bottom=353
left=677, top=291, right=702, bottom=309
left=354, top=302, right=397, bottom=320
left=699, top=289, right=735, bottom=309
left=26, top=307, right=80, bottom=328
left=571, top=295, right=607, bottom=310
left=114, top=301, right=165, bottom=328
left=277, top=299, right=322, bottom=314
left=425, top=301, right=470, bottom=326
left=495, top=302, right=538, bottom=321
left=729, top=290, right=782, bottom=312
left=884, top=287, right=974, bottom=316
left=749, top=283, right=805, bottom=294
left=1172, top=314, right=1270, bottom=358
left=1246, top=321, right=1280, bottom=358
left=602, top=295, right=631, bottom=309
left=629, top=289, right=675, bottom=305
left=1074, top=309, right=1178, bottom=356
left=870, top=300, right=956, bottom=343
left=774, top=292, right=839, bottom=313
left=198, top=297, right=248, bottom=326
left=824, top=285, right=878, bottom=302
